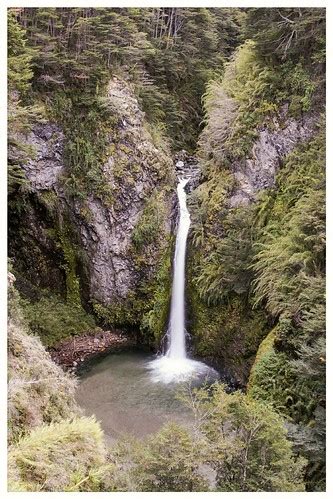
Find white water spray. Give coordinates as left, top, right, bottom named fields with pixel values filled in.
left=147, top=176, right=218, bottom=383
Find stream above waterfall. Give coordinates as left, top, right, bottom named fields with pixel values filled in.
left=75, top=350, right=219, bottom=443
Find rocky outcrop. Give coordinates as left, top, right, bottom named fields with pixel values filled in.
left=175, top=150, right=202, bottom=192
left=12, top=77, right=176, bottom=311
left=228, top=111, right=318, bottom=207
left=76, top=79, right=175, bottom=303
left=49, top=330, right=137, bottom=372
left=22, top=123, right=65, bottom=190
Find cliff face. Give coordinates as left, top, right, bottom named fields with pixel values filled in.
left=9, top=77, right=175, bottom=337
left=73, top=78, right=175, bottom=303
left=228, top=110, right=318, bottom=207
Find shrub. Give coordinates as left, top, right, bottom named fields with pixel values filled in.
left=200, top=40, right=317, bottom=166
left=8, top=417, right=107, bottom=492
left=128, top=423, right=209, bottom=492
left=184, top=384, right=306, bottom=492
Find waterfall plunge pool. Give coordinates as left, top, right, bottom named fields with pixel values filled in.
left=76, top=176, right=220, bottom=442
left=145, top=177, right=219, bottom=385
left=75, top=349, right=219, bottom=443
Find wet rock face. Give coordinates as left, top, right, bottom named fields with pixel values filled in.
left=19, top=77, right=175, bottom=306
left=229, top=113, right=318, bottom=207
left=9, top=122, right=68, bottom=296
left=76, top=194, right=141, bottom=302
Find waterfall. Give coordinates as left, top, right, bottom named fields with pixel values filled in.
left=147, top=175, right=218, bottom=384
left=166, top=178, right=191, bottom=359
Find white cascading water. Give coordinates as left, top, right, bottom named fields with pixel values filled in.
left=147, top=177, right=218, bottom=383
left=166, top=177, right=191, bottom=359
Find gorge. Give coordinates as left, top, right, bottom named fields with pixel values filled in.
left=8, top=6, right=326, bottom=493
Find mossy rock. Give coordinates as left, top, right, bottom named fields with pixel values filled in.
left=247, top=328, right=276, bottom=392
left=246, top=327, right=297, bottom=415
left=21, top=294, right=98, bottom=347
left=187, top=283, right=268, bottom=383
left=93, top=241, right=173, bottom=348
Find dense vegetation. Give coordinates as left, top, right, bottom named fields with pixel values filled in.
left=10, top=7, right=244, bottom=151
left=8, top=282, right=306, bottom=492
left=187, top=7, right=325, bottom=490
left=8, top=7, right=325, bottom=493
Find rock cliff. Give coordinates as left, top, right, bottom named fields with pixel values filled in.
left=228, top=110, right=319, bottom=207
left=9, top=77, right=176, bottom=335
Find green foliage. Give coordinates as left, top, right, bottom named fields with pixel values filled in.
left=16, top=7, right=244, bottom=150
left=188, top=274, right=268, bottom=382
left=8, top=7, right=326, bottom=492
left=248, top=329, right=297, bottom=413
left=8, top=9, right=34, bottom=94
left=93, top=294, right=143, bottom=330
left=8, top=10, right=43, bottom=195
left=264, top=127, right=325, bottom=219
left=200, top=40, right=318, bottom=164
left=187, top=170, right=268, bottom=383
left=193, top=23, right=325, bottom=488
left=245, top=8, right=325, bottom=65
left=188, top=169, right=234, bottom=254
left=248, top=129, right=325, bottom=488
left=132, top=192, right=166, bottom=250
left=287, top=402, right=326, bottom=491
left=50, top=90, right=115, bottom=203
left=8, top=193, right=98, bottom=348
left=129, top=423, right=209, bottom=491
left=140, top=241, right=173, bottom=345
left=45, top=77, right=173, bottom=206
left=252, top=191, right=325, bottom=318
left=248, top=328, right=325, bottom=489
left=8, top=417, right=107, bottom=492
left=252, top=130, right=325, bottom=324
left=8, top=279, right=112, bottom=493
left=207, top=130, right=327, bottom=488
left=111, top=384, right=306, bottom=492
left=22, top=294, right=97, bottom=347
left=56, top=222, right=82, bottom=306
left=194, top=207, right=255, bottom=304
left=133, top=7, right=244, bottom=149
left=189, top=384, right=306, bottom=491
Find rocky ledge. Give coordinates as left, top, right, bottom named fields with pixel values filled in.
left=49, top=330, right=137, bottom=372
